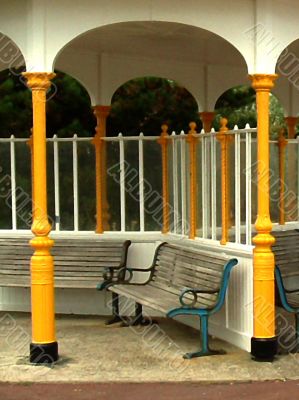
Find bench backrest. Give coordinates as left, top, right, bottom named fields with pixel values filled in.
left=272, top=230, right=299, bottom=278
left=0, top=237, right=131, bottom=288
left=149, top=243, right=235, bottom=309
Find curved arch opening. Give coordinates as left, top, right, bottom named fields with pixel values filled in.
left=108, top=76, right=200, bottom=136
left=214, top=84, right=285, bottom=137
left=47, top=70, right=94, bottom=137
left=52, top=21, right=249, bottom=73
left=0, top=69, right=94, bottom=138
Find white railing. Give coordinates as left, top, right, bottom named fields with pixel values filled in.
left=6, top=126, right=299, bottom=248
left=102, top=126, right=257, bottom=245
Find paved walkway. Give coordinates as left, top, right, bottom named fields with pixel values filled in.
left=0, top=381, right=299, bottom=400
left=1, top=312, right=299, bottom=383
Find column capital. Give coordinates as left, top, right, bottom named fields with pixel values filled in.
left=22, top=72, right=56, bottom=90
left=200, top=111, right=215, bottom=132
left=93, top=105, right=111, bottom=119
left=285, top=116, right=298, bottom=139
left=285, top=116, right=298, bottom=125
left=249, top=74, right=278, bottom=91
left=200, top=111, right=215, bottom=119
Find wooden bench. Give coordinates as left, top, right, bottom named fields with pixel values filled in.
left=98, top=242, right=238, bottom=358
left=0, top=236, right=131, bottom=289
left=272, top=230, right=299, bottom=344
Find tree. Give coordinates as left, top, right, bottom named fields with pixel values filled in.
left=108, top=77, right=201, bottom=136
left=214, top=85, right=285, bottom=138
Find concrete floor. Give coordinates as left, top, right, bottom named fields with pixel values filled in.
left=0, top=312, right=299, bottom=383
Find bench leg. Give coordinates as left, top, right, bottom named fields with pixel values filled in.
left=121, top=303, right=158, bottom=327
left=105, top=293, right=123, bottom=325
left=183, top=315, right=226, bottom=359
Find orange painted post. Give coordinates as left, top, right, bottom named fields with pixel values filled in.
left=158, top=124, right=170, bottom=234
left=250, top=74, right=278, bottom=361
left=187, top=122, right=198, bottom=239
left=26, top=133, right=34, bottom=216
left=92, top=105, right=111, bottom=233
left=200, top=111, right=215, bottom=132
left=217, top=118, right=230, bottom=245
left=278, top=128, right=288, bottom=225
left=23, top=72, right=58, bottom=364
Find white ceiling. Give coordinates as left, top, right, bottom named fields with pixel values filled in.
left=66, top=21, right=246, bottom=67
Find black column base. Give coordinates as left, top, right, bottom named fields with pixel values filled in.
left=251, top=337, right=277, bottom=361
left=30, top=342, right=59, bottom=364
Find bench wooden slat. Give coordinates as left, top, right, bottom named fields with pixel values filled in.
left=0, top=238, right=130, bottom=290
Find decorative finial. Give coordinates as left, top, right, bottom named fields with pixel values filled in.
left=220, top=118, right=228, bottom=130
left=189, top=122, right=197, bottom=133
left=161, top=124, right=168, bottom=135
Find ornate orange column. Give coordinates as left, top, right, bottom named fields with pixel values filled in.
left=200, top=111, right=215, bottom=132
left=92, top=105, right=111, bottom=233
left=158, top=124, right=170, bottom=233
left=278, top=129, right=288, bottom=225
left=217, top=118, right=230, bottom=245
left=285, top=116, right=298, bottom=139
left=26, top=133, right=34, bottom=215
left=23, top=72, right=58, bottom=364
left=187, top=122, right=198, bottom=239
left=250, top=74, right=278, bottom=361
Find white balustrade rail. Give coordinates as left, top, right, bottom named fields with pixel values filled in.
left=0, top=127, right=264, bottom=247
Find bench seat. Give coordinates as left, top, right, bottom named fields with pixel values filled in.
left=100, top=242, right=238, bottom=358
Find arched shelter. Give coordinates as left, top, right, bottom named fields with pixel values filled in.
left=1, top=0, right=299, bottom=364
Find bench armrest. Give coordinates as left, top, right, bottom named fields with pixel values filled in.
left=179, top=287, right=219, bottom=307
left=98, top=265, right=154, bottom=290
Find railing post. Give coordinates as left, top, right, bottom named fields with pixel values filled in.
left=23, top=72, right=58, bottom=364
left=217, top=118, right=230, bottom=245
left=187, top=122, right=198, bottom=239
left=278, top=128, right=288, bottom=225
left=158, top=124, right=170, bottom=234
left=250, top=73, right=278, bottom=361
left=92, top=105, right=111, bottom=233
left=180, top=131, right=187, bottom=235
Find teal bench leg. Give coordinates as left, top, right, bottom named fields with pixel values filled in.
left=183, top=315, right=226, bottom=359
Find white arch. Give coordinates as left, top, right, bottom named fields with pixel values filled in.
left=0, top=32, right=26, bottom=73
left=97, top=52, right=204, bottom=109
left=48, top=2, right=252, bottom=72
left=55, top=49, right=98, bottom=106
